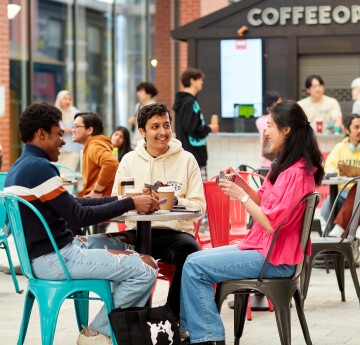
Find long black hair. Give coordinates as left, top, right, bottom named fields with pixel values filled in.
left=268, top=100, right=324, bottom=186
left=111, top=126, right=132, bottom=162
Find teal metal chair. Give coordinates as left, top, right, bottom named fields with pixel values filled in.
left=3, top=193, right=117, bottom=345
left=0, top=172, right=22, bottom=293
left=0, top=201, right=22, bottom=293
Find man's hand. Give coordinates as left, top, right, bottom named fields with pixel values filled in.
left=132, top=195, right=160, bottom=213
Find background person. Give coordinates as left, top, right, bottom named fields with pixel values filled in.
left=351, top=78, right=360, bottom=115
left=180, top=100, right=324, bottom=345
left=72, top=112, right=119, bottom=198
left=128, top=81, right=158, bottom=148
left=298, top=74, right=342, bottom=133
left=255, top=90, right=282, bottom=168
left=4, top=102, right=159, bottom=345
left=322, top=114, right=360, bottom=237
left=54, top=90, right=82, bottom=170
left=111, top=126, right=132, bottom=162
left=173, top=68, right=219, bottom=181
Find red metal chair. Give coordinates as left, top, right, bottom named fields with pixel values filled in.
left=204, top=177, right=273, bottom=320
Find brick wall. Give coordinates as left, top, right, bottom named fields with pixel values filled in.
left=0, top=1, right=10, bottom=171
left=154, top=0, right=173, bottom=109
left=154, top=0, right=227, bottom=113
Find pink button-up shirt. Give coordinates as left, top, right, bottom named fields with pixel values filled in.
left=238, top=159, right=316, bottom=265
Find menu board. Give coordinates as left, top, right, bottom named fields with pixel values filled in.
left=220, top=39, right=263, bottom=118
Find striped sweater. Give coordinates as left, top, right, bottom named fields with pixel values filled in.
left=4, top=144, right=134, bottom=259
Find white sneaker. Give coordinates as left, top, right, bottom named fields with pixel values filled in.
left=76, top=327, right=112, bottom=345
left=328, top=224, right=345, bottom=238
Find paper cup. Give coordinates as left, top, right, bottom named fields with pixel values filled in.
left=118, top=177, right=135, bottom=197
left=315, top=119, right=323, bottom=134
left=158, top=186, right=175, bottom=211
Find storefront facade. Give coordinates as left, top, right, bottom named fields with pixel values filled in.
left=172, top=0, right=360, bottom=133
left=1, top=0, right=230, bottom=170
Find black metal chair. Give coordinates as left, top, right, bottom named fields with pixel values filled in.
left=301, top=178, right=360, bottom=303
left=215, top=192, right=319, bottom=345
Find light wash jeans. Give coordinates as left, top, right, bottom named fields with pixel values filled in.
left=32, top=235, right=157, bottom=336
left=180, top=245, right=295, bottom=343
left=321, top=190, right=349, bottom=224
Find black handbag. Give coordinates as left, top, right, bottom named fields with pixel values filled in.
left=108, top=304, right=181, bottom=345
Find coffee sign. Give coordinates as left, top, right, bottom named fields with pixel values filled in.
left=247, top=5, right=360, bottom=26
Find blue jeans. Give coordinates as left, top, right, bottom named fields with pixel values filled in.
left=32, top=236, right=157, bottom=336
left=180, top=245, right=295, bottom=343
left=321, top=190, right=349, bottom=222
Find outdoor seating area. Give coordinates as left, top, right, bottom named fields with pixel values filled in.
left=1, top=221, right=360, bottom=345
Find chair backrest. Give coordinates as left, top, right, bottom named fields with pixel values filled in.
left=0, top=200, right=5, bottom=232
left=203, top=181, right=231, bottom=247
left=0, top=172, right=7, bottom=191
left=258, top=192, right=319, bottom=281
left=341, top=182, right=360, bottom=241
left=51, top=163, right=77, bottom=194
left=2, top=193, right=72, bottom=282
left=323, top=176, right=360, bottom=237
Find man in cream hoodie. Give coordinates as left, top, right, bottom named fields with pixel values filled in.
left=111, top=103, right=206, bottom=319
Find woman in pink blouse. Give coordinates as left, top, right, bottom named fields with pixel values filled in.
left=180, top=100, right=324, bottom=345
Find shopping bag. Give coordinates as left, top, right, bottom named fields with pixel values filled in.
left=108, top=304, right=181, bottom=345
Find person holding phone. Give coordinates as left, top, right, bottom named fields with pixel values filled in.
left=180, top=100, right=324, bottom=345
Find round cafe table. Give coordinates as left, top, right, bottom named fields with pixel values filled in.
left=111, top=210, right=202, bottom=254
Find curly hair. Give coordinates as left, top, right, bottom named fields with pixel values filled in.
left=19, top=102, right=62, bottom=143
left=137, top=103, right=172, bottom=131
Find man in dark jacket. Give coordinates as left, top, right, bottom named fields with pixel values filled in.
left=4, top=102, right=159, bottom=344
left=173, top=68, right=219, bottom=180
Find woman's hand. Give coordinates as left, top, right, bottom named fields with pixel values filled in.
left=218, top=179, right=247, bottom=200
left=221, top=166, right=237, bottom=175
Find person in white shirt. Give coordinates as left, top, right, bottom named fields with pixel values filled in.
left=351, top=77, right=360, bottom=115
left=298, top=75, right=342, bottom=133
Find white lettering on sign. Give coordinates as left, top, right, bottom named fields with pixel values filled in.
left=247, top=5, right=360, bottom=26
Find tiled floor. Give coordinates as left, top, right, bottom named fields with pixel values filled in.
left=1, top=227, right=360, bottom=344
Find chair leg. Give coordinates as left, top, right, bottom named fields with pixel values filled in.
left=343, top=248, right=360, bottom=303
left=3, top=239, right=22, bottom=293
left=233, top=294, right=248, bottom=345
left=274, top=303, right=292, bottom=345
left=17, top=291, right=35, bottom=345
left=293, top=289, right=312, bottom=345
left=74, top=292, right=90, bottom=332
left=246, top=296, right=252, bottom=321
left=332, top=254, right=345, bottom=301
left=301, top=256, right=313, bottom=301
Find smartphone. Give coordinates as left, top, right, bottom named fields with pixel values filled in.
left=173, top=205, right=186, bottom=210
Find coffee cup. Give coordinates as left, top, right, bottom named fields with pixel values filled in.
left=157, top=186, right=175, bottom=211
left=118, top=177, right=135, bottom=197
left=315, top=119, right=323, bottom=134
left=125, top=188, right=143, bottom=198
